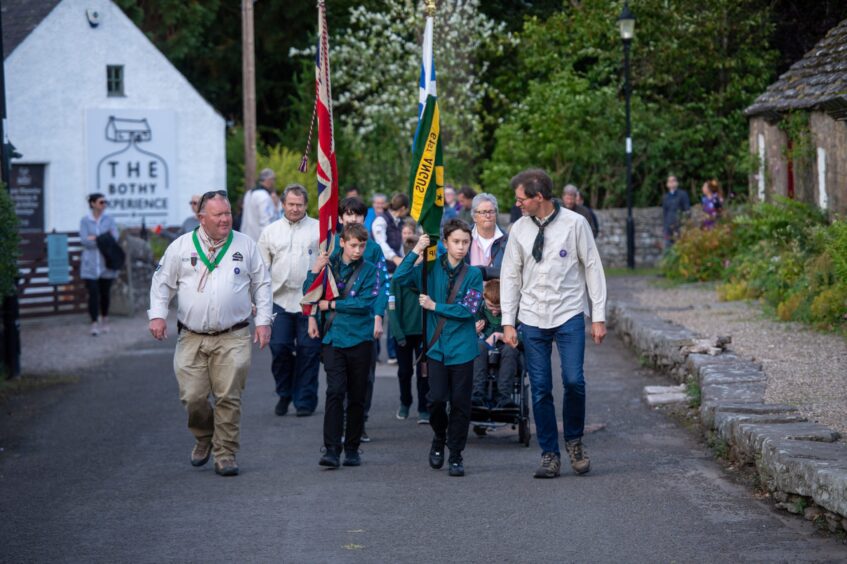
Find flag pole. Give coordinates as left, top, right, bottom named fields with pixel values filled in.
left=419, top=0, right=437, bottom=378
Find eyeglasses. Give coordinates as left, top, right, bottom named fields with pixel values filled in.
left=514, top=194, right=538, bottom=204
left=197, top=190, right=228, bottom=212
left=474, top=210, right=497, bottom=216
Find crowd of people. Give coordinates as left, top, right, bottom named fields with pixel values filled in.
left=81, top=168, right=720, bottom=479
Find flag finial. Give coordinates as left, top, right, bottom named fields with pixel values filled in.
left=424, top=0, right=436, bottom=17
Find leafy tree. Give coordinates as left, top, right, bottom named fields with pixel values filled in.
left=0, top=187, right=20, bottom=298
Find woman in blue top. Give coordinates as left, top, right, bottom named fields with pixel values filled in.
left=80, top=193, right=119, bottom=336
left=393, top=219, right=483, bottom=477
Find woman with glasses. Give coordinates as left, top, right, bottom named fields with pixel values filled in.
left=467, top=193, right=507, bottom=281
left=80, top=193, right=119, bottom=336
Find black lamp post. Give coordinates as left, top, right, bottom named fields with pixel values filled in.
left=618, top=1, right=636, bottom=269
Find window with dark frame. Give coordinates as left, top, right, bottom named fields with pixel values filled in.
left=107, top=65, right=124, bottom=97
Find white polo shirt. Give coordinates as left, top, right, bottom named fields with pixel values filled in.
left=148, top=230, right=273, bottom=332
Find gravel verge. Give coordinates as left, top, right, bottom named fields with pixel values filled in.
left=619, top=277, right=847, bottom=437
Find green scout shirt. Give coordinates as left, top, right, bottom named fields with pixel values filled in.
left=331, top=232, right=390, bottom=316
left=388, top=276, right=422, bottom=345
left=393, top=252, right=483, bottom=366
left=303, top=256, right=379, bottom=348
left=477, top=303, right=503, bottom=340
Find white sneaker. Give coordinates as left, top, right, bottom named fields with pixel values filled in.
left=386, top=358, right=398, bottom=365
left=90, top=323, right=100, bottom=336
left=99, top=318, right=110, bottom=334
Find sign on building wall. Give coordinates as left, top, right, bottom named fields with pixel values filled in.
left=10, top=164, right=46, bottom=233
left=86, top=109, right=176, bottom=226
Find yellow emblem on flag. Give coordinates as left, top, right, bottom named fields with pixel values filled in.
left=410, top=102, right=441, bottom=221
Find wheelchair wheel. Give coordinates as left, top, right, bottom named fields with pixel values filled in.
left=518, top=378, right=531, bottom=447
left=473, top=425, right=488, bottom=437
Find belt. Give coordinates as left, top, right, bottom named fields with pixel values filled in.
left=177, top=320, right=249, bottom=336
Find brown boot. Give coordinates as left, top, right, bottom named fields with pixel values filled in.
left=214, top=456, right=239, bottom=476
left=565, top=439, right=590, bottom=475
left=190, top=440, right=212, bottom=467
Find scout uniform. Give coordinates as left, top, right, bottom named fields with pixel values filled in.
left=393, top=253, right=483, bottom=467
left=387, top=274, right=429, bottom=417
left=303, top=255, right=380, bottom=456
left=148, top=228, right=272, bottom=466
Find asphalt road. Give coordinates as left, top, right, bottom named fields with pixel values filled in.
left=1, top=326, right=844, bottom=563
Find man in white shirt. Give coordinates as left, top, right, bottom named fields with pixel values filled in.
left=148, top=191, right=272, bottom=477
left=500, top=168, right=607, bottom=480
left=258, top=184, right=322, bottom=417
left=241, top=168, right=277, bottom=241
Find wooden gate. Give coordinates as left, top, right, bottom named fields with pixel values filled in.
left=17, top=232, right=87, bottom=318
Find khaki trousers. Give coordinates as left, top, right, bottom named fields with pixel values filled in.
left=174, top=327, right=251, bottom=460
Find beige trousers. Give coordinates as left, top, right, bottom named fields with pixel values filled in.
left=174, top=327, right=251, bottom=459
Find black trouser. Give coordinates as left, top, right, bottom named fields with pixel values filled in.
left=427, top=358, right=473, bottom=458
left=323, top=341, right=373, bottom=453
left=85, top=278, right=113, bottom=322
left=396, top=335, right=429, bottom=413
left=364, top=340, right=377, bottom=421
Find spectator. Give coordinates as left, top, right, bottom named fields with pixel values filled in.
left=365, top=192, right=388, bottom=234
left=372, top=193, right=409, bottom=273
left=441, top=185, right=459, bottom=224
left=701, top=179, right=724, bottom=229
left=662, top=175, right=691, bottom=248
left=456, top=185, right=477, bottom=225
left=241, top=168, right=277, bottom=241
left=80, top=193, right=119, bottom=336
left=471, top=279, right=520, bottom=408
left=180, top=194, right=202, bottom=234
left=576, top=192, right=599, bottom=237
left=562, top=185, right=598, bottom=238
left=467, top=193, right=508, bottom=280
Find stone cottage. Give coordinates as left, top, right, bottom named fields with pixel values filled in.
left=745, top=18, right=847, bottom=215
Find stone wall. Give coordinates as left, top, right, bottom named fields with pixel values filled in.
left=593, top=207, right=665, bottom=269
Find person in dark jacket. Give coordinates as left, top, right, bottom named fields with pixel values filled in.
left=662, top=175, right=691, bottom=248
left=393, top=219, right=484, bottom=477
left=80, top=193, right=119, bottom=336
left=466, top=193, right=508, bottom=280
left=562, top=185, right=599, bottom=238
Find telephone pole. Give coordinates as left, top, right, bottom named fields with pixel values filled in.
left=242, top=0, right=257, bottom=190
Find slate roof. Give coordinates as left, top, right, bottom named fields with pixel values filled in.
left=2, top=0, right=62, bottom=59
left=746, top=17, right=847, bottom=120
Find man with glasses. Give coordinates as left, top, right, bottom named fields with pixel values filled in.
left=500, top=169, right=607, bottom=479
left=180, top=194, right=202, bottom=235
left=257, top=184, right=322, bottom=417
left=149, top=190, right=272, bottom=477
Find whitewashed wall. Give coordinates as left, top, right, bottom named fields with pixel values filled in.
left=5, top=0, right=225, bottom=231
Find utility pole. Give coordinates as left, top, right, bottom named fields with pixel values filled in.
left=242, top=0, right=257, bottom=190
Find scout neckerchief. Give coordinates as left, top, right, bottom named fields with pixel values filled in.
left=323, top=256, right=365, bottom=334
left=529, top=201, right=560, bottom=262
left=193, top=226, right=234, bottom=292
left=427, top=258, right=468, bottom=350
left=440, top=254, right=463, bottom=298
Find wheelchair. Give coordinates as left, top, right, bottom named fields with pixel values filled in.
left=469, top=345, right=532, bottom=447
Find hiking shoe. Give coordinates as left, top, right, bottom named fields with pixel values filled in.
left=319, top=448, right=341, bottom=469
left=274, top=398, right=289, bottom=416
left=342, top=450, right=361, bottom=467
left=214, top=457, right=239, bottom=476
left=429, top=439, right=445, bottom=469
left=417, top=411, right=430, bottom=425
left=190, top=440, right=212, bottom=467
left=396, top=405, right=410, bottom=420
left=565, top=439, right=591, bottom=475
left=448, top=460, right=465, bottom=477
left=533, top=451, right=561, bottom=479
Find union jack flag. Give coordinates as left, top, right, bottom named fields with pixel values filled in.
left=301, top=0, right=339, bottom=315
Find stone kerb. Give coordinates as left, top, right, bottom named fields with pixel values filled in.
left=608, top=299, right=847, bottom=520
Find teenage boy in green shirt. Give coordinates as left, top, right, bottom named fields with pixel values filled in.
left=331, top=197, right=390, bottom=442
left=305, top=224, right=380, bottom=468
left=393, top=219, right=483, bottom=477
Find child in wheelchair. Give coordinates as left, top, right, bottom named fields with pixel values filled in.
left=471, top=279, right=521, bottom=409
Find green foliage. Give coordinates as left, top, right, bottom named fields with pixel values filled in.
left=256, top=145, right=319, bottom=218
left=687, top=381, right=702, bottom=409
left=666, top=199, right=846, bottom=330
left=0, top=187, right=20, bottom=298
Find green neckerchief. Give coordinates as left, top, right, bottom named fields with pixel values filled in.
left=192, top=228, right=234, bottom=272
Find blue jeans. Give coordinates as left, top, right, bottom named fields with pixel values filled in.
left=521, top=315, right=586, bottom=455
left=270, top=305, right=322, bottom=412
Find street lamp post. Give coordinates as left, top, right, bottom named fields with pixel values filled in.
left=619, top=2, right=636, bottom=269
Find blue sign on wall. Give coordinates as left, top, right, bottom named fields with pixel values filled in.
left=47, top=233, right=70, bottom=285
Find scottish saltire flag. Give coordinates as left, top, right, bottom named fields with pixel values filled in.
left=407, top=13, right=444, bottom=243
left=301, top=1, right=339, bottom=315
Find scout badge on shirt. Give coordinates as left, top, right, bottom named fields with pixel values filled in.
left=190, top=252, right=198, bottom=267
left=559, top=249, right=568, bottom=258
left=232, top=252, right=244, bottom=262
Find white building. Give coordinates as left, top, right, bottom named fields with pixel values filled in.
left=3, top=0, right=226, bottom=232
